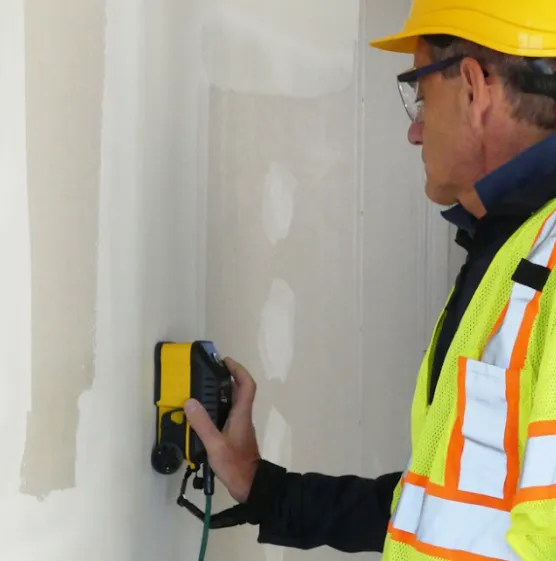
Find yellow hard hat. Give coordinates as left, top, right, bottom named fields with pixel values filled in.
left=369, top=0, right=556, bottom=58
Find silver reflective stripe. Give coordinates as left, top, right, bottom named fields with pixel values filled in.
left=391, top=479, right=424, bottom=533
left=482, top=210, right=556, bottom=370
left=459, top=359, right=508, bottom=498
left=391, top=482, right=521, bottom=561
left=417, top=494, right=519, bottom=561
left=481, top=282, right=536, bottom=369
left=520, top=435, right=556, bottom=488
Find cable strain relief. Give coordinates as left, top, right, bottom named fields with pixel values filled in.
left=203, top=463, right=215, bottom=496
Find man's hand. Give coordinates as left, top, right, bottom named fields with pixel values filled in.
left=184, top=357, right=261, bottom=503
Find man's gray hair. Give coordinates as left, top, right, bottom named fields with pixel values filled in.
left=426, top=36, right=556, bottom=131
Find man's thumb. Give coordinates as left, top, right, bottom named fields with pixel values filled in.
left=184, top=399, right=222, bottom=450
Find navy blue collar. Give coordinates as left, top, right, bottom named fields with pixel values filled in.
left=441, top=133, right=556, bottom=233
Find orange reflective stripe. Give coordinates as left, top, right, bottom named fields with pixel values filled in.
left=404, top=471, right=428, bottom=487
left=515, top=484, right=556, bottom=504
left=445, top=356, right=466, bottom=491
left=503, top=367, right=520, bottom=501
left=389, top=526, right=507, bottom=561
left=508, top=290, right=541, bottom=371
left=426, top=481, right=510, bottom=510
left=528, top=420, right=556, bottom=437
left=405, top=471, right=511, bottom=510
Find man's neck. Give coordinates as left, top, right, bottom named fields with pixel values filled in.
left=484, top=126, right=552, bottom=177
left=458, top=189, right=487, bottom=219
left=460, top=128, right=553, bottom=219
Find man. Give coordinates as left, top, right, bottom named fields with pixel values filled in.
left=185, top=1, right=556, bottom=559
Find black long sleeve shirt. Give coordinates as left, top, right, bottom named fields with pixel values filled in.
left=246, top=460, right=402, bottom=552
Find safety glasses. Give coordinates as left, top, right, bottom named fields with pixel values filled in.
left=397, top=55, right=465, bottom=123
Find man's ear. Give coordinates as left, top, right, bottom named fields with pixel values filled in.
left=460, top=58, right=491, bottom=127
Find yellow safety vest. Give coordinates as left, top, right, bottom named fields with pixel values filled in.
left=382, top=198, right=556, bottom=561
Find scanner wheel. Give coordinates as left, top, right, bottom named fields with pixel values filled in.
left=151, top=442, right=184, bottom=475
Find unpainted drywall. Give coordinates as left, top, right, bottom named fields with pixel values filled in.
left=0, top=1, right=205, bottom=559
left=0, top=0, right=31, bottom=507
left=200, top=0, right=358, bottom=97
left=20, top=0, right=104, bottom=500
left=198, top=3, right=363, bottom=561
left=0, top=1, right=459, bottom=560
left=199, top=2, right=454, bottom=561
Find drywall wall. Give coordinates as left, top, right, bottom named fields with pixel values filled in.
left=0, top=1, right=203, bottom=559
left=0, top=0, right=31, bottom=513
left=0, top=1, right=459, bottom=560
left=200, top=2, right=456, bottom=561
left=200, top=3, right=362, bottom=561
left=20, top=0, right=104, bottom=500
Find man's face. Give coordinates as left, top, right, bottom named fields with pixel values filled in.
left=407, top=41, right=486, bottom=206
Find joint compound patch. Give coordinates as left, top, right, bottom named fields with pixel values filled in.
left=258, top=279, right=295, bottom=382
left=261, top=163, right=297, bottom=245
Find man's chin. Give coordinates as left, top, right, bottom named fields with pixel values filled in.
left=424, top=179, right=458, bottom=207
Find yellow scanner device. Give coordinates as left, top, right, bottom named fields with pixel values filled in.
left=151, top=340, right=232, bottom=475
left=151, top=340, right=244, bottom=561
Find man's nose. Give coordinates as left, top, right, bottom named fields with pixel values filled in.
left=408, top=121, right=423, bottom=145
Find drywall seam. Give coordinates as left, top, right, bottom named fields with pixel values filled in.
left=355, top=0, right=366, bottom=472
left=0, top=0, right=32, bottom=498
left=19, top=0, right=105, bottom=499
left=94, top=0, right=144, bottom=456
left=196, top=79, right=210, bottom=338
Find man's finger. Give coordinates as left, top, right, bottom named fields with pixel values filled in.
left=223, top=357, right=256, bottom=409
left=184, top=398, right=225, bottom=452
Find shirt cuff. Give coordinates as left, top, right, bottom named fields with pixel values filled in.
left=243, top=459, right=288, bottom=524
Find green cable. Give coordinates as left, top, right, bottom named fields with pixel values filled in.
left=198, top=494, right=211, bottom=561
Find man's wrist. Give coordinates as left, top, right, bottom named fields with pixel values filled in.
left=233, top=457, right=261, bottom=503
left=242, top=459, right=288, bottom=524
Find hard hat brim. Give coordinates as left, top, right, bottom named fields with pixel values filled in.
left=369, top=32, right=420, bottom=54
left=369, top=9, right=556, bottom=58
